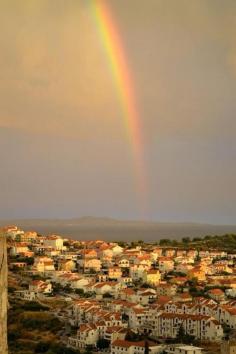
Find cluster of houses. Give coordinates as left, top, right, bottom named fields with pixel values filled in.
left=6, top=226, right=236, bottom=354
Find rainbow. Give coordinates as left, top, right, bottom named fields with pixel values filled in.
left=89, top=0, right=148, bottom=213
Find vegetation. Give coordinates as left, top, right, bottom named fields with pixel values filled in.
left=125, top=331, right=143, bottom=341
left=96, top=338, right=110, bottom=349
left=8, top=299, right=77, bottom=354
left=75, top=288, right=84, bottom=296
left=176, top=324, right=195, bottom=344
left=158, top=233, right=236, bottom=251
left=10, top=256, right=35, bottom=266
left=144, top=340, right=149, bottom=354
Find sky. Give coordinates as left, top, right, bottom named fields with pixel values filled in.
left=1, top=0, right=236, bottom=224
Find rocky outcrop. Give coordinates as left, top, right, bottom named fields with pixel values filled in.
left=0, top=233, right=8, bottom=354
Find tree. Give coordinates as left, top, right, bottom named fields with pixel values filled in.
left=176, top=324, right=195, bottom=344
left=35, top=341, right=50, bottom=353
left=177, top=324, right=185, bottom=343
left=103, top=292, right=113, bottom=298
left=97, top=338, right=109, bottom=349
left=117, top=241, right=126, bottom=247
left=144, top=340, right=149, bottom=354
left=182, top=237, right=190, bottom=244
left=122, top=313, right=129, bottom=322
left=75, top=288, right=84, bottom=296
left=64, top=284, right=73, bottom=293
left=204, top=235, right=212, bottom=240
left=159, top=239, right=171, bottom=246
left=84, top=345, right=93, bottom=354
left=125, top=330, right=141, bottom=341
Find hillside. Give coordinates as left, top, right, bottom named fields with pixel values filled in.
left=1, top=217, right=236, bottom=242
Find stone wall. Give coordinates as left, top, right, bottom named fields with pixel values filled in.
left=0, top=233, right=8, bottom=354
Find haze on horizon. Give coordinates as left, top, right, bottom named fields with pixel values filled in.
left=0, top=0, right=236, bottom=224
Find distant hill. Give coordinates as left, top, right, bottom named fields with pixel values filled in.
left=1, top=217, right=236, bottom=242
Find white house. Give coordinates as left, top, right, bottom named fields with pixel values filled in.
left=111, top=340, right=163, bottom=354
left=44, top=235, right=64, bottom=250
left=165, top=344, right=202, bottom=354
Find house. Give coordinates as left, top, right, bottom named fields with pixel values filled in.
left=135, top=255, right=152, bottom=269
left=169, top=277, right=188, bottom=286
left=119, top=277, right=133, bottom=286
left=158, top=257, right=174, bottom=273
left=221, top=340, right=236, bottom=354
left=29, top=280, right=52, bottom=294
left=70, top=300, right=101, bottom=326
left=80, top=249, right=98, bottom=259
left=33, top=256, right=55, bottom=272
left=226, top=288, right=236, bottom=298
left=111, top=340, right=163, bottom=354
left=216, top=305, right=236, bottom=329
left=165, top=344, right=202, bottom=354
left=109, top=267, right=123, bottom=280
left=175, top=264, right=193, bottom=275
left=70, top=277, right=90, bottom=290
left=98, top=274, right=108, bottom=282
left=120, top=288, right=136, bottom=301
left=68, top=323, right=99, bottom=349
left=143, top=269, right=161, bottom=286
left=93, top=282, right=121, bottom=296
left=165, top=249, right=176, bottom=257
left=82, top=258, right=101, bottom=272
left=154, top=313, right=223, bottom=341
left=58, top=259, right=76, bottom=272
left=176, top=250, right=187, bottom=257
left=21, top=231, right=38, bottom=242
left=98, top=246, right=113, bottom=259
left=187, top=250, right=198, bottom=258
left=130, top=264, right=150, bottom=280
left=6, top=226, right=24, bottom=240
left=208, top=288, right=225, bottom=302
left=14, top=290, right=36, bottom=301
left=129, top=307, right=148, bottom=329
left=44, top=235, right=64, bottom=250
left=156, top=283, right=177, bottom=297
left=136, top=289, right=157, bottom=305
left=187, top=266, right=206, bottom=281
left=174, top=292, right=192, bottom=303
left=210, top=261, right=232, bottom=275
left=111, top=245, right=124, bottom=256
left=151, top=248, right=163, bottom=259
left=10, top=242, right=30, bottom=256
left=119, top=258, right=130, bottom=268
left=104, top=326, right=127, bottom=343
left=9, top=262, right=27, bottom=270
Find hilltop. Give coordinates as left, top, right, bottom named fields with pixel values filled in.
left=1, top=217, right=236, bottom=242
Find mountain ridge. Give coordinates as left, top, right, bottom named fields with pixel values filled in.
left=1, top=217, right=236, bottom=242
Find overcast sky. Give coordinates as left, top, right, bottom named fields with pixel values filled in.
left=1, top=0, right=236, bottom=223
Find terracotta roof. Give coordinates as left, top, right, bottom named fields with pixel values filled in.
left=208, top=289, right=224, bottom=295
left=112, top=340, right=157, bottom=348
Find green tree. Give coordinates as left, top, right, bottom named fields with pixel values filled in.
left=144, top=340, right=149, bottom=354
left=97, top=338, right=109, bottom=349
left=75, top=288, right=84, bottom=296
left=35, top=341, right=50, bottom=353
left=159, top=239, right=171, bottom=246
left=84, top=345, right=93, bottom=354
left=182, top=237, right=191, bottom=244
left=176, top=324, right=195, bottom=344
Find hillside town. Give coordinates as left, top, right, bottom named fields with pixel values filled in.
left=6, top=226, right=236, bottom=354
